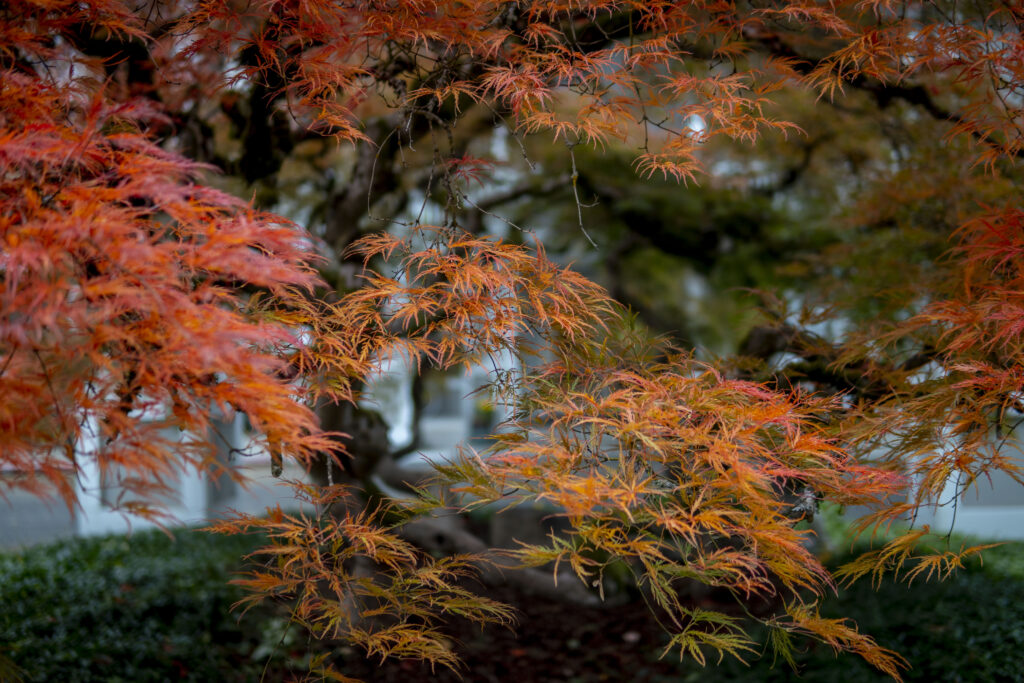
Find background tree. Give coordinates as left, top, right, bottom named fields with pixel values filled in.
left=2, top=0, right=1023, bottom=679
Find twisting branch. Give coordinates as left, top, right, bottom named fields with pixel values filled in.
left=742, top=24, right=1021, bottom=157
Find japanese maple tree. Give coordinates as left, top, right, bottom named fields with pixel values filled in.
left=2, top=0, right=1023, bottom=679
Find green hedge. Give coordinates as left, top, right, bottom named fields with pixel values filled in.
left=0, top=528, right=267, bottom=683
left=2, top=527, right=1023, bottom=682
left=694, top=540, right=1024, bottom=682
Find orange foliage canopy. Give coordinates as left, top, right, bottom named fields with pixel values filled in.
left=2, top=0, right=1023, bottom=679
left=0, top=13, right=331, bottom=513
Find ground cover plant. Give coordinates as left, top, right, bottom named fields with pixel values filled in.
left=2, top=529, right=1022, bottom=681
left=3, top=0, right=1024, bottom=680
left=0, top=529, right=268, bottom=682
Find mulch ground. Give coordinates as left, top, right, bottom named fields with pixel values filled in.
left=331, top=585, right=709, bottom=682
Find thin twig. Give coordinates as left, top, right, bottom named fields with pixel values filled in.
left=0, top=348, right=15, bottom=381
left=566, top=142, right=598, bottom=247
left=460, top=193, right=530, bottom=233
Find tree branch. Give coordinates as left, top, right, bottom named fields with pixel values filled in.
left=742, top=24, right=1019, bottom=156
left=397, top=517, right=607, bottom=607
